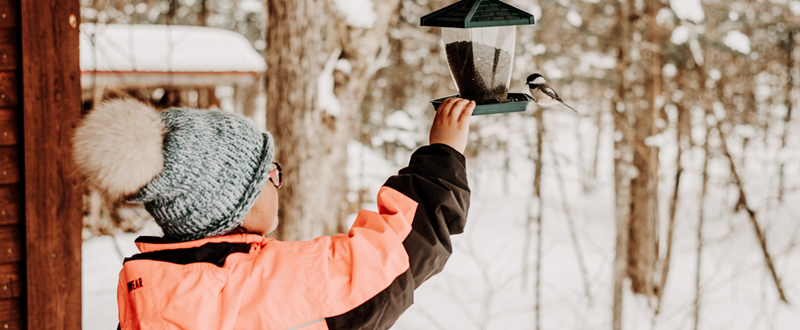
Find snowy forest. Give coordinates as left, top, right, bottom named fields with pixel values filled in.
left=79, top=0, right=800, bottom=329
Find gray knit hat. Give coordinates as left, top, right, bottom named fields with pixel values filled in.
left=131, top=108, right=275, bottom=241
left=73, top=99, right=274, bottom=242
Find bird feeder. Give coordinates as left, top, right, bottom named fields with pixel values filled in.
left=421, top=0, right=535, bottom=115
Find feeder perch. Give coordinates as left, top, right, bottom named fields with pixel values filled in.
left=421, top=0, right=535, bottom=115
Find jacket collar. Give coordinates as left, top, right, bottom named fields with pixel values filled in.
left=135, top=234, right=270, bottom=253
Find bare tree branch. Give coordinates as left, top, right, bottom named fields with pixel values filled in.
left=779, top=28, right=795, bottom=202
left=535, top=110, right=545, bottom=330
left=549, top=147, right=594, bottom=306
left=654, top=104, right=685, bottom=315
left=715, top=118, right=790, bottom=304
left=693, top=112, right=712, bottom=330
left=589, top=112, right=603, bottom=191
left=521, top=115, right=542, bottom=292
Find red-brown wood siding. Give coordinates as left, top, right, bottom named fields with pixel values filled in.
left=20, top=0, right=83, bottom=329
left=0, top=0, right=23, bottom=329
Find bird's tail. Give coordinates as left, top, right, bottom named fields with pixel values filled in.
left=562, top=101, right=577, bottom=113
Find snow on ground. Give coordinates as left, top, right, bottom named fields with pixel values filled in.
left=82, top=224, right=161, bottom=329
left=392, top=110, right=800, bottom=329
left=83, top=110, right=800, bottom=329
left=82, top=236, right=124, bottom=330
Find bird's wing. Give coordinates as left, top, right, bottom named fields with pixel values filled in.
left=542, top=86, right=563, bottom=102
left=543, top=86, right=577, bottom=113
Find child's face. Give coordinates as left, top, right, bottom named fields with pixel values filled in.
left=241, top=180, right=279, bottom=235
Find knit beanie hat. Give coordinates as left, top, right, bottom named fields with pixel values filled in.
left=73, top=98, right=275, bottom=242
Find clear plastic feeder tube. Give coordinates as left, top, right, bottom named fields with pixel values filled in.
left=442, top=26, right=516, bottom=104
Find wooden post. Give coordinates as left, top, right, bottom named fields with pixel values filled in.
left=0, top=1, right=24, bottom=329
left=20, top=0, right=82, bottom=329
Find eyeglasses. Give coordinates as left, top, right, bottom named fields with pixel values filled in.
left=267, top=161, right=282, bottom=189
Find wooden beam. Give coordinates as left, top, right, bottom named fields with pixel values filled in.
left=0, top=225, right=21, bottom=264
left=20, top=0, right=82, bottom=329
left=0, top=71, right=17, bottom=107
left=0, top=1, right=21, bottom=329
left=0, top=147, right=20, bottom=185
left=0, top=0, right=18, bottom=28
left=0, top=110, right=19, bottom=146
left=0, top=29, right=18, bottom=71
left=0, top=298, right=21, bottom=330
left=0, top=185, right=19, bottom=226
left=0, top=262, right=21, bottom=299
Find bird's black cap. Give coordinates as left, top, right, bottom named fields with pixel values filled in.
left=526, top=73, right=543, bottom=84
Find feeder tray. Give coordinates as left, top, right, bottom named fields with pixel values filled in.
left=430, top=93, right=532, bottom=116
left=421, top=0, right=536, bottom=115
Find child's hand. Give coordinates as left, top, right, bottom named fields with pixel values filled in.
left=429, top=98, right=475, bottom=154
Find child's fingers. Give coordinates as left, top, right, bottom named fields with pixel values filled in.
left=449, top=99, right=472, bottom=122
left=437, top=98, right=458, bottom=117
left=458, top=100, right=476, bottom=122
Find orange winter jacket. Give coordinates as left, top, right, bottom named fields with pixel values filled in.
left=117, top=144, right=470, bottom=330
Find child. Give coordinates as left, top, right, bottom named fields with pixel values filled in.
left=73, top=97, right=475, bottom=330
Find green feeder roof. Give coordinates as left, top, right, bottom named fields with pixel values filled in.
left=420, top=0, right=535, bottom=29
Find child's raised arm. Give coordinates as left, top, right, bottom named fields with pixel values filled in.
left=311, top=98, right=474, bottom=329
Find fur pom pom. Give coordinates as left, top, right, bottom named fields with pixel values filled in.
left=73, top=98, right=166, bottom=201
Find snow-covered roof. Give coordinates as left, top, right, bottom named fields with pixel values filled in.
left=80, top=23, right=265, bottom=73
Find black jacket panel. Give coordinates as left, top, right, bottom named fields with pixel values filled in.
left=325, top=144, right=470, bottom=330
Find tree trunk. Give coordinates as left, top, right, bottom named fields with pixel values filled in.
left=327, top=0, right=401, bottom=232
left=626, top=0, right=662, bottom=297
left=612, top=114, right=634, bottom=330
left=534, top=110, right=544, bottom=330
left=612, top=0, right=634, bottom=327
left=241, top=79, right=259, bottom=118
left=198, top=0, right=208, bottom=26
left=266, top=0, right=401, bottom=240
left=167, top=0, right=178, bottom=25
left=266, top=0, right=334, bottom=240
left=628, top=145, right=657, bottom=296
left=609, top=0, right=663, bottom=301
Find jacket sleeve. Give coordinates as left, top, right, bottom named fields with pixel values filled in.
left=319, top=143, right=470, bottom=330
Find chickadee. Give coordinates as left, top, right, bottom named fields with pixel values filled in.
left=526, top=73, right=576, bottom=113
